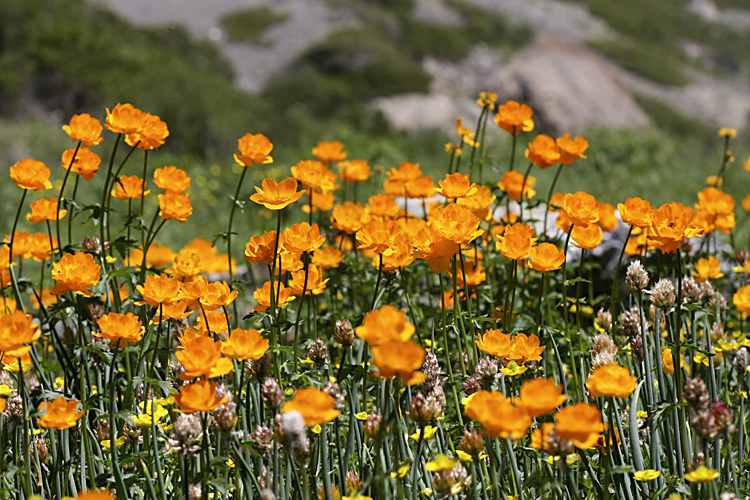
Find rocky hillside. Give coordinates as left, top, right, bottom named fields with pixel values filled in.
left=92, top=0, right=750, bottom=136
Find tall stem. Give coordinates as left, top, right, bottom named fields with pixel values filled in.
left=56, top=141, right=81, bottom=255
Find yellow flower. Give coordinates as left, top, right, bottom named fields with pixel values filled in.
left=391, top=462, right=411, bottom=479
left=354, top=412, right=369, bottom=421
left=101, top=436, right=126, bottom=449
left=455, top=450, right=488, bottom=462
left=718, top=127, right=737, bottom=138
left=684, top=465, right=719, bottom=483
left=500, top=361, right=527, bottom=377
left=425, top=454, right=458, bottom=472
left=409, top=425, right=438, bottom=441
left=633, top=470, right=660, bottom=481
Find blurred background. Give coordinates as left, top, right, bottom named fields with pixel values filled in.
left=2, top=0, right=750, bottom=244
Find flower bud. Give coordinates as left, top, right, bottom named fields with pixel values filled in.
left=308, top=339, right=329, bottom=369
left=261, top=378, right=285, bottom=410
left=595, top=308, right=612, bottom=332
left=626, top=260, right=649, bottom=292
left=620, top=307, right=641, bottom=337
left=459, top=428, right=484, bottom=458
left=683, top=377, right=710, bottom=410
left=363, top=412, right=383, bottom=440
left=650, top=279, right=675, bottom=309
left=333, top=318, right=355, bottom=346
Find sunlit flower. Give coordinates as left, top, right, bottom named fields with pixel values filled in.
left=691, top=255, right=724, bottom=283
left=586, top=365, right=636, bottom=398
left=313, top=140, right=347, bottom=164
left=465, top=391, right=531, bottom=438
left=111, top=175, right=149, bottom=199
left=661, top=347, right=684, bottom=375
left=357, top=219, right=399, bottom=256
left=633, top=470, right=660, bottom=482
left=498, top=170, right=536, bottom=201
left=194, top=309, right=230, bottom=335
left=302, top=191, right=335, bottom=214
left=95, top=312, right=144, bottom=347
left=496, top=223, right=536, bottom=260
left=411, top=227, right=457, bottom=274
left=571, top=223, right=603, bottom=249
left=0, top=310, right=41, bottom=357
left=517, top=378, right=566, bottom=417
left=554, top=403, right=602, bottom=443
left=199, top=280, right=237, bottom=310
left=563, top=191, right=599, bottom=226
left=174, top=379, right=228, bottom=414
left=556, top=133, right=588, bottom=164
left=37, top=397, right=84, bottom=429
left=734, top=285, right=750, bottom=315
left=284, top=387, right=341, bottom=426
left=597, top=202, right=618, bottom=232
left=366, top=193, right=401, bottom=219
left=136, top=273, right=180, bottom=306
left=244, top=231, right=277, bottom=265
left=384, top=162, right=423, bottom=195
left=234, top=132, right=273, bottom=167
left=27, top=198, right=67, bottom=223
left=618, top=197, right=653, bottom=228
left=718, top=127, right=736, bottom=138
left=51, top=252, right=101, bottom=297
left=529, top=243, right=566, bottom=272
left=494, top=100, right=534, bottom=135
left=125, top=112, right=169, bottom=150
left=684, top=466, right=719, bottom=483
left=282, top=222, right=326, bottom=254
left=476, top=91, right=498, bottom=110
left=63, top=113, right=104, bottom=146
left=356, top=305, right=415, bottom=345
left=159, top=191, right=193, bottom=222
left=429, top=204, right=483, bottom=245
left=153, top=166, right=190, bottom=192
left=176, top=336, right=233, bottom=380
left=507, top=333, right=546, bottom=363
left=457, top=185, right=495, bottom=220
left=250, top=177, right=304, bottom=210
left=289, top=265, right=329, bottom=296
left=525, top=134, right=560, bottom=169
left=371, top=339, right=426, bottom=386
left=106, top=103, right=145, bottom=134
left=331, top=202, right=365, bottom=234
left=254, top=281, right=295, bottom=312
left=170, top=250, right=202, bottom=279
left=291, top=159, right=337, bottom=194
left=476, top=329, right=511, bottom=358
left=338, top=159, right=371, bottom=183
left=62, top=147, right=101, bottom=181
left=10, top=159, right=52, bottom=190
left=434, top=173, right=478, bottom=199
left=223, top=328, right=269, bottom=361
left=648, top=202, right=697, bottom=254
left=312, top=246, right=344, bottom=270
left=456, top=118, right=479, bottom=148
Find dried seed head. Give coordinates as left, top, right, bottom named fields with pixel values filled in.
left=682, top=275, right=703, bottom=304
left=363, top=412, right=383, bottom=440
left=213, top=383, right=238, bottom=432
left=626, top=260, right=649, bottom=292
left=422, top=351, right=442, bottom=393
left=630, top=334, right=643, bottom=359
left=432, top=463, right=472, bottom=497
left=308, top=339, right=329, bottom=369
left=333, top=318, right=355, bottom=346
left=462, top=374, right=483, bottom=396
left=591, top=332, right=618, bottom=370
left=407, top=391, right=437, bottom=425
left=459, top=428, right=484, bottom=458
left=322, top=381, right=345, bottom=411
left=620, top=307, right=641, bottom=337
left=34, top=436, right=49, bottom=463
left=261, top=378, right=285, bottom=410
left=683, top=377, right=710, bottom=410
left=249, top=424, right=274, bottom=457
left=650, top=279, right=675, bottom=309
left=167, top=414, right=203, bottom=458
left=735, top=348, right=748, bottom=377
left=595, top=308, right=612, bottom=332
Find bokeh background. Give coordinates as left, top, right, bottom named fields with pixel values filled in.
left=2, top=0, right=750, bottom=246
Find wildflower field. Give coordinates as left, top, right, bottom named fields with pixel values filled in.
left=2, top=96, right=750, bottom=500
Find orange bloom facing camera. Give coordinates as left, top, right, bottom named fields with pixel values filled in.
left=529, top=243, right=565, bottom=272
left=63, top=113, right=104, bottom=146
left=233, top=132, right=273, bottom=167
left=51, top=252, right=101, bottom=297
left=37, top=396, right=84, bottom=430
left=284, top=387, right=341, bottom=427
left=586, top=365, right=637, bottom=398
left=175, top=379, right=228, bottom=414
left=250, top=177, right=304, bottom=210
left=27, top=198, right=67, bottom=224
left=10, top=159, right=52, bottom=191
left=554, top=402, right=602, bottom=443
left=371, top=339, right=426, bottom=386
left=618, top=197, right=653, bottom=228
left=494, top=100, right=534, bottom=135
left=95, top=312, right=144, bottom=347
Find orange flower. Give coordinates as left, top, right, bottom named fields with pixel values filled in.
left=284, top=387, right=341, bottom=426
left=371, top=339, right=426, bottom=385
left=648, top=202, right=696, bottom=254
left=507, top=333, right=546, bottom=363
left=691, top=255, right=724, bottom=283
left=95, top=312, right=144, bottom=347
left=111, top=175, right=149, bottom=199
left=302, top=191, right=335, bottom=214
left=525, top=134, right=560, bottom=169
left=496, top=223, right=536, bottom=260
left=338, top=159, right=371, bottom=183
left=289, top=265, right=329, bottom=296
left=554, top=403, right=602, bottom=443
left=457, top=185, right=495, bottom=221
left=199, top=280, right=238, bottom=310
left=331, top=202, right=365, bottom=234
left=517, top=378, right=567, bottom=417
left=434, top=173, right=478, bottom=199
left=476, top=91, right=498, bottom=110
left=384, top=162, right=423, bottom=194
left=154, top=300, right=193, bottom=323
left=73, top=490, right=114, bottom=500
left=170, top=250, right=202, bottom=279
left=51, top=252, right=101, bottom=296
left=254, top=281, right=295, bottom=312
left=7, top=231, right=32, bottom=260
left=275, top=252, right=304, bottom=275
left=586, top=365, right=636, bottom=398
left=159, top=191, right=193, bottom=222
left=233, top=132, right=273, bottom=167
left=465, top=391, right=532, bottom=438
left=411, top=227, right=458, bottom=274
left=661, top=347, right=684, bottom=375
left=597, top=202, right=618, bottom=232
left=291, top=160, right=337, bottom=194
left=106, top=103, right=145, bottom=134
left=529, top=243, right=565, bottom=272
left=37, top=397, right=84, bottom=429
left=696, top=187, right=735, bottom=216
left=743, top=193, right=750, bottom=213
left=194, top=309, right=231, bottom=335
left=476, top=329, right=511, bottom=358
left=428, top=204, right=483, bottom=245
left=312, top=246, right=344, bottom=270
left=245, top=231, right=277, bottom=265
left=498, top=170, right=536, bottom=201
left=457, top=118, right=479, bottom=148
left=313, top=140, right=347, bottom=164
left=357, top=219, right=399, bottom=256
left=531, top=422, right=555, bottom=451
left=125, top=112, right=169, bottom=150
left=63, top=113, right=104, bottom=146
left=734, top=285, right=750, bottom=314
left=571, top=223, right=603, bottom=249
left=282, top=222, right=326, bottom=254
left=380, top=242, right=415, bottom=271
left=494, top=100, right=534, bottom=135
left=563, top=191, right=599, bottom=226
left=176, top=336, right=233, bottom=380
left=10, top=159, right=52, bottom=190
left=29, top=232, right=56, bottom=262
left=251, top=177, right=304, bottom=210
left=556, top=133, right=588, bottom=165
left=366, top=194, right=401, bottom=219
left=174, top=379, right=228, bottom=414
left=223, top=328, right=269, bottom=361
left=356, top=305, right=415, bottom=345
left=0, top=310, right=41, bottom=356
left=62, top=147, right=101, bottom=181
left=27, top=198, right=67, bottom=223
left=136, top=273, right=180, bottom=306
left=153, top=166, right=190, bottom=192
left=618, top=197, right=653, bottom=228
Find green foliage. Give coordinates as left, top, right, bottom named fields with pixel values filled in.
left=633, top=94, right=711, bottom=139
left=219, top=6, right=289, bottom=45
left=587, top=38, right=691, bottom=86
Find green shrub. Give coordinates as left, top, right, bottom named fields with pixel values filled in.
left=219, top=6, right=289, bottom=45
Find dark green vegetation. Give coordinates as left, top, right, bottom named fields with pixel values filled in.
left=219, top=6, right=289, bottom=45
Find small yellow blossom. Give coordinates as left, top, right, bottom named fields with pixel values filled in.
left=684, top=466, right=719, bottom=483
left=718, top=127, right=737, bottom=138
left=500, top=361, right=527, bottom=377
left=425, top=454, right=458, bottom=472
left=311, top=425, right=322, bottom=434
left=634, top=469, right=660, bottom=481
left=354, top=412, right=369, bottom=421
left=409, top=425, right=438, bottom=441
left=636, top=411, right=648, bottom=419
left=391, top=462, right=410, bottom=479
left=101, top=436, right=126, bottom=449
